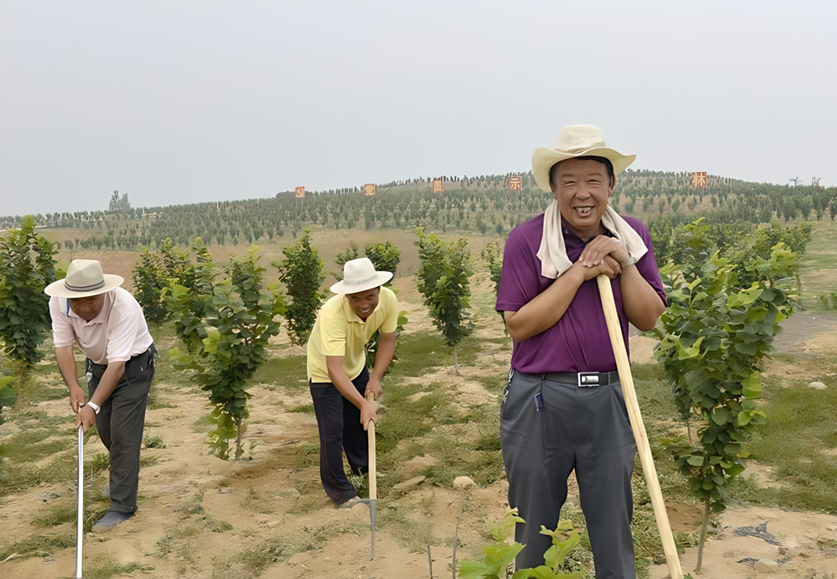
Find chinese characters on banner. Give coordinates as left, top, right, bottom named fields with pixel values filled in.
left=364, top=184, right=376, bottom=196
left=295, top=186, right=305, bottom=198
left=691, top=172, right=707, bottom=189
left=432, top=179, right=444, bottom=194
left=508, top=175, right=523, bottom=192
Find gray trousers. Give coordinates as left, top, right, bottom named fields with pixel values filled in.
left=87, top=345, right=156, bottom=514
left=500, top=369, right=637, bottom=579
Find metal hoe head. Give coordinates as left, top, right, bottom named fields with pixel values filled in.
left=359, top=498, right=377, bottom=560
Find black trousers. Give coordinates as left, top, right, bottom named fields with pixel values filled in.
left=500, top=369, right=637, bottom=579
left=87, top=345, right=156, bottom=514
left=309, top=366, right=370, bottom=504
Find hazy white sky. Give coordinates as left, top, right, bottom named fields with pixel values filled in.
left=2, top=1, right=835, bottom=216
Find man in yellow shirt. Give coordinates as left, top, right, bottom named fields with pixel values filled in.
left=307, top=258, right=398, bottom=505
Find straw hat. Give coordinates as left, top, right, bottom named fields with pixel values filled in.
left=531, top=124, right=636, bottom=192
left=44, top=259, right=123, bottom=298
left=330, top=258, right=392, bottom=294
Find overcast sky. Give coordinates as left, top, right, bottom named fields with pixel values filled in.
left=2, top=1, right=835, bottom=217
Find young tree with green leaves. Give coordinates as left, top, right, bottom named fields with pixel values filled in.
left=169, top=245, right=283, bottom=459
left=0, top=215, right=58, bottom=379
left=364, top=240, right=400, bottom=283
left=459, top=508, right=585, bottom=579
left=481, top=240, right=506, bottom=329
left=653, top=220, right=797, bottom=572
left=273, top=228, right=325, bottom=345
left=334, top=240, right=360, bottom=281
left=132, top=246, right=168, bottom=324
left=158, top=237, right=194, bottom=287
left=362, top=240, right=404, bottom=367
left=415, top=228, right=474, bottom=372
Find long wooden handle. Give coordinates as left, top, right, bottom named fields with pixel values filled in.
left=77, top=426, right=84, bottom=579
left=596, top=274, right=683, bottom=579
left=365, top=390, right=377, bottom=502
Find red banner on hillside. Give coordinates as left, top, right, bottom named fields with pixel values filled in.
left=295, top=186, right=305, bottom=198
left=508, top=175, right=522, bottom=192
left=691, top=172, right=707, bottom=189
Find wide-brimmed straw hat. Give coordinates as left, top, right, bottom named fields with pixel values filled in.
left=44, top=259, right=124, bottom=298
left=532, top=124, right=636, bottom=192
left=330, top=258, right=392, bottom=295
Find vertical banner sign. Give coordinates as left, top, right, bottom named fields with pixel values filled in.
left=295, top=186, right=305, bottom=198
left=691, top=172, right=707, bottom=189
left=432, top=179, right=444, bottom=194
left=364, top=184, right=376, bottom=196
left=508, top=174, right=523, bottom=192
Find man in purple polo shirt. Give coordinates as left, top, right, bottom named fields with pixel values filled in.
left=496, top=125, right=666, bottom=578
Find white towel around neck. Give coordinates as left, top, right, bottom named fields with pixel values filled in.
left=536, top=200, right=648, bottom=279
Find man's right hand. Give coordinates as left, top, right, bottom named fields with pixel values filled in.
left=69, top=384, right=85, bottom=413
left=576, top=255, right=622, bottom=282
left=360, top=400, right=378, bottom=431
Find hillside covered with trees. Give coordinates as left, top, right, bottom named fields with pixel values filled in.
left=1, top=170, right=834, bottom=253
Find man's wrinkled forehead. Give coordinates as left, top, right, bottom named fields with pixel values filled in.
left=551, top=156, right=615, bottom=184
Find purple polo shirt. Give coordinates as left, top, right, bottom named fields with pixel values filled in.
left=495, top=213, right=666, bottom=374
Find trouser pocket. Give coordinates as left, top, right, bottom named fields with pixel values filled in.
left=500, top=367, right=515, bottom=420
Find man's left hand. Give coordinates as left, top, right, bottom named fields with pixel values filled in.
left=579, top=236, right=630, bottom=269
left=75, top=404, right=96, bottom=433
left=367, top=376, right=383, bottom=400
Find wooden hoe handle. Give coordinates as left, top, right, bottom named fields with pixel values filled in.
left=365, top=390, right=377, bottom=502
left=596, top=274, right=683, bottom=579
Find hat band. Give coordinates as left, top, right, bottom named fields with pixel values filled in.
left=64, top=279, right=106, bottom=292
left=343, top=272, right=379, bottom=288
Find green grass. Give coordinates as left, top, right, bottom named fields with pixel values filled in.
left=240, top=487, right=274, bottom=514
left=734, top=371, right=837, bottom=512
left=252, top=354, right=308, bottom=390
left=288, top=402, right=315, bottom=414
left=3, top=410, right=74, bottom=428
left=144, top=433, right=166, bottom=448
left=211, top=520, right=361, bottom=578
left=0, top=427, right=62, bottom=459
left=0, top=532, right=75, bottom=560
left=373, top=375, right=504, bottom=492
left=33, top=503, right=77, bottom=527
left=634, top=357, right=837, bottom=513
left=632, top=362, right=682, bottom=422
left=146, top=384, right=177, bottom=409
left=798, top=220, right=837, bottom=314
left=83, top=559, right=154, bottom=579
left=389, top=333, right=482, bottom=378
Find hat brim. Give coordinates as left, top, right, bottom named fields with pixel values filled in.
left=329, top=272, right=393, bottom=295
left=44, top=274, right=124, bottom=298
left=532, top=147, right=636, bottom=192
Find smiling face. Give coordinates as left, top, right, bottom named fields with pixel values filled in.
left=69, top=294, right=105, bottom=322
left=550, top=157, right=616, bottom=240
left=347, top=287, right=380, bottom=321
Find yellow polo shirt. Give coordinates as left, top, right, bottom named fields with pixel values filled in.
left=306, top=286, right=399, bottom=383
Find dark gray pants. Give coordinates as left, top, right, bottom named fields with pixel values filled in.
left=500, top=369, right=637, bottom=579
left=87, top=345, right=156, bottom=514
